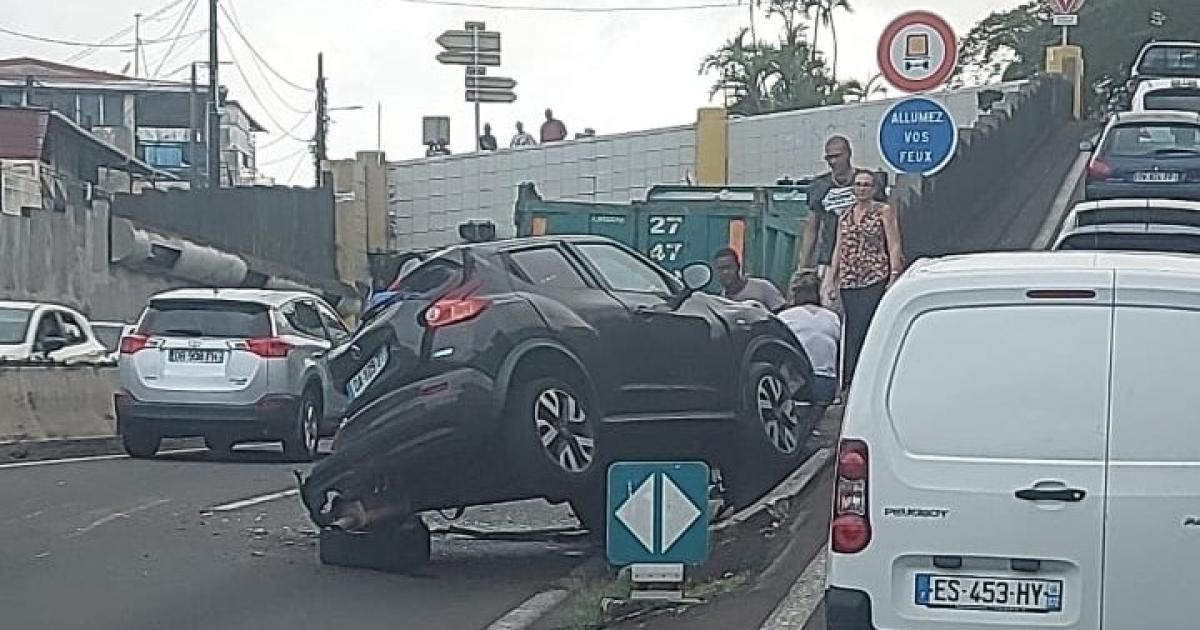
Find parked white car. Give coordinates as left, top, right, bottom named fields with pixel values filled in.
left=825, top=251, right=1200, bottom=630
left=0, top=301, right=110, bottom=363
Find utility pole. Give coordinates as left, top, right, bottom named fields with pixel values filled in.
left=133, top=13, right=143, bottom=77
left=314, top=52, right=328, bottom=187
left=207, top=0, right=221, bottom=188
left=189, top=62, right=198, bottom=187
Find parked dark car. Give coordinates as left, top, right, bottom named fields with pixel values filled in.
left=1084, top=110, right=1200, bottom=201
left=299, top=236, right=817, bottom=568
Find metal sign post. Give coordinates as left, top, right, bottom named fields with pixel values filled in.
left=436, top=22, right=517, bottom=151
left=1047, top=0, right=1086, bottom=45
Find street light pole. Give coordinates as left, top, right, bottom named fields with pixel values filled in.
left=207, top=0, right=221, bottom=188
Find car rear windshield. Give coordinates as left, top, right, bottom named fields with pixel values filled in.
left=0, top=307, right=31, bottom=344
left=1138, top=46, right=1200, bottom=78
left=1104, top=123, right=1200, bottom=157
left=1058, top=231, right=1200, bottom=254
left=1143, top=88, right=1200, bottom=113
left=388, top=250, right=465, bottom=299
left=139, top=300, right=272, bottom=338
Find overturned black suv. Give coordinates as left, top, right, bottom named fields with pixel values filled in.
left=299, top=236, right=817, bottom=569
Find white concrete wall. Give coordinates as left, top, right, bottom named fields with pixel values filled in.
left=729, top=81, right=1031, bottom=184
left=387, top=126, right=696, bottom=249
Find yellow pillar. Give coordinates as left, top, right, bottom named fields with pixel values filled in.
left=695, top=107, right=728, bottom=186
left=1046, top=45, right=1085, bottom=120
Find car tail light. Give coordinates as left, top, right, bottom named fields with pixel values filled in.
left=119, top=334, right=150, bottom=355
left=1087, top=158, right=1114, bottom=180
left=831, top=439, right=871, bottom=554
left=424, top=295, right=490, bottom=328
left=246, top=337, right=292, bottom=358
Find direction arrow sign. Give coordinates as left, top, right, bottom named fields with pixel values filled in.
left=1047, top=0, right=1085, bottom=14
left=437, top=30, right=501, bottom=53
left=437, top=51, right=501, bottom=66
left=465, top=89, right=517, bottom=103
left=877, top=11, right=959, bottom=93
left=466, top=76, right=517, bottom=90
left=878, top=96, right=959, bottom=176
left=607, top=461, right=709, bottom=566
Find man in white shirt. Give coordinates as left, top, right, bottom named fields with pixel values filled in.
left=776, top=269, right=841, bottom=408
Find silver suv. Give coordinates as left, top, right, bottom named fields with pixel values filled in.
left=116, top=289, right=351, bottom=460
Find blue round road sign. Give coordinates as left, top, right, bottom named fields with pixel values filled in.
left=878, top=96, right=958, bottom=176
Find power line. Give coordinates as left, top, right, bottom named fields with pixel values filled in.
left=259, top=110, right=315, bottom=150
left=218, top=10, right=310, bottom=114
left=390, top=0, right=740, bottom=11
left=152, top=0, right=201, bottom=77
left=219, top=28, right=311, bottom=143
left=284, top=147, right=310, bottom=183
left=0, top=21, right=203, bottom=49
left=257, top=144, right=310, bottom=167
left=65, top=0, right=189, bottom=63
left=218, top=2, right=314, bottom=93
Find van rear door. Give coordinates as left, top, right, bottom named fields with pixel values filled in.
left=863, top=275, right=1113, bottom=630
left=1103, top=270, right=1200, bottom=629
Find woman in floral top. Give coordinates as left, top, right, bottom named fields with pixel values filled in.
left=823, top=169, right=905, bottom=385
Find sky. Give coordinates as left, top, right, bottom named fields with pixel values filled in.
left=0, top=0, right=1026, bottom=185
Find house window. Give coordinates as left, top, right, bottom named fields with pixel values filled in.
left=0, top=89, right=21, bottom=107
left=142, top=143, right=187, bottom=169
left=101, top=94, right=124, bottom=126
left=79, top=94, right=101, bottom=127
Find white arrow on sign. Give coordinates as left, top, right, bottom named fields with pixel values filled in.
left=615, top=473, right=703, bottom=554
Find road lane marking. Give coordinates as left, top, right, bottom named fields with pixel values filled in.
left=760, top=552, right=826, bottom=630
left=69, top=498, right=172, bottom=537
left=207, top=488, right=299, bottom=513
left=0, top=448, right=207, bottom=471
left=484, top=589, right=570, bottom=630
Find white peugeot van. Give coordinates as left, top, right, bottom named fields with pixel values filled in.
left=825, top=251, right=1200, bottom=630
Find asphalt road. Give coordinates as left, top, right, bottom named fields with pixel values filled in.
left=0, top=445, right=588, bottom=630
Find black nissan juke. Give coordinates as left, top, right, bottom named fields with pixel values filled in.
left=299, top=235, right=817, bottom=566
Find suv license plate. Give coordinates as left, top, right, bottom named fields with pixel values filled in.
left=167, top=349, right=226, bottom=364
left=915, top=574, right=1062, bottom=613
left=1134, top=171, right=1181, bottom=183
left=347, top=347, right=388, bottom=400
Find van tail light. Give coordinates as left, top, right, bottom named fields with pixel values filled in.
left=1087, top=158, right=1114, bottom=181
left=831, top=439, right=871, bottom=554
left=246, top=337, right=292, bottom=358
left=424, top=281, right=490, bottom=328
left=119, top=334, right=150, bottom=355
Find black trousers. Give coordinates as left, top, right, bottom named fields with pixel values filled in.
left=840, top=281, right=886, bottom=385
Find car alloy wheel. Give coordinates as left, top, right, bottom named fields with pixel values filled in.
left=301, top=397, right=320, bottom=457
left=756, top=372, right=801, bottom=455
left=533, top=388, right=596, bottom=474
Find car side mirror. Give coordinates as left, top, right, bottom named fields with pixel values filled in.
left=680, top=262, right=713, bottom=293
left=1079, top=140, right=1096, bottom=153
left=37, top=336, right=68, bottom=354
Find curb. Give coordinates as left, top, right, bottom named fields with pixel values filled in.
left=0, top=436, right=200, bottom=465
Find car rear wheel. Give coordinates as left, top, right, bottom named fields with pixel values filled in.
left=122, top=429, right=160, bottom=459
left=283, top=388, right=321, bottom=462
left=724, top=361, right=814, bottom=509
left=507, top=376, right=603, bottom=497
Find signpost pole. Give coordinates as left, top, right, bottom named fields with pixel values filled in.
left=1062, top=25, right=1069, bottom=46
left=472, top=25, right=481, bottom=151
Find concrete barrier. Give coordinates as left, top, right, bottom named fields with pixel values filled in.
left=0, top=365, right=118, bottom=442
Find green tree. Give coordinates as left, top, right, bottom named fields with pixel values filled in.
left=804, top=0, right=852, bottom=80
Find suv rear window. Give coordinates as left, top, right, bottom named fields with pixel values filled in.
left=140, top=300, right=272, bottom=338
left=1138, top=46, right=1200, bottom=78
left=1143, top=88, right=1200, bottom=113
left=1104, top=123, right=1200, bottom=157
left=887, top=305, right=1111, bottom=460
left=1058, top=231, right=1200, bottom=253
left=389, top=253, right=464, bottom=298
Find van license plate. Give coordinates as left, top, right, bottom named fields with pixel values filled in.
left=1134, top=171, right=1181, bottom=183
left=346, top=347, right=388, bottom=400
left=916, top=574, right=1062, bottom=613
left=167, top=349, right=225, bottom=364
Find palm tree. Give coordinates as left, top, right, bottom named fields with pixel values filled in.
left=700, top=28, right=774, bottom=114
left=835, top=73, right=888, bottom=103
left=808, top=0, right=852, bottom=81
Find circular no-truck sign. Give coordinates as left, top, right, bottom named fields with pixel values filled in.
left=877, top=11, right=959, bottom=93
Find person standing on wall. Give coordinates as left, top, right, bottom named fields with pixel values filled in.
left=511, top=122, right=537, bottom=148
left=540, top=108, right=568, bottom=143
left=479, top=123, right=498, bottom=151
left=797, top=135, right=888, bottom=304
left=823, top=169, right=904, bottom=385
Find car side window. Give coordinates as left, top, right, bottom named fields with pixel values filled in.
left=508, top=247, right=588, bottom=289
left=285, top=302, right=326, bottom=340
left=315, top=303, right=350, bottom=344
left=33, top=311, right=64, bottom=345
left=574, top=243, right=675, bottom=295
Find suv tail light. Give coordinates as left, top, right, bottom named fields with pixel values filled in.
left=831, top=439, right=871, bottom=554
left=1087, top=158, right=1114, bottom=181
left=119, top=334, right=150, bottom=355
left=246, top=337, right=292, bottom=358
left=424, top=280, right=490, bottom=329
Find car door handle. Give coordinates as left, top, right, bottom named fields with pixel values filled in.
left=1015, top=486, right=1086, bottom=503
left=634, top=305, right=659, bottom=318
